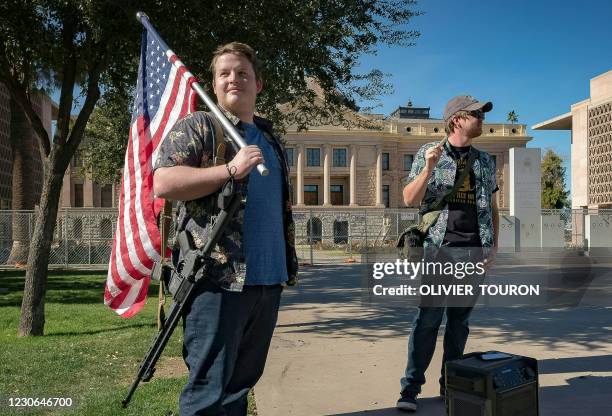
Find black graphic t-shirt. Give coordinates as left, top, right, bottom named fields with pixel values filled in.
left=443, top=145, right=481, bottom=247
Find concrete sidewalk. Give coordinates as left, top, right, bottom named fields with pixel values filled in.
left=255, top=264, right=612, bottom=416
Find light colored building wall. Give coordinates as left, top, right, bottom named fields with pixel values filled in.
left=571, top=100, right=590, bottom=208
left=285, top=118, right=530, bottom=209
left=591, top=71, right=612, bottom=103
left=534, top=70, right=612, bottom=210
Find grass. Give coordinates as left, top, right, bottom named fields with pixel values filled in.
left=0, top=270, right=257, bottom=415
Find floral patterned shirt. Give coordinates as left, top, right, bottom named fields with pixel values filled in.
left=154, top=110, right=298, bottom=291
left=406, top=140, right=498, bottom=249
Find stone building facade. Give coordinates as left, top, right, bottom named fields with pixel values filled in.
left=284, top=104, right=531, bottom=210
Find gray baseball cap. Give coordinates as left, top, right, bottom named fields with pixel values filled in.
left=443, top=95, right=493, bottom=121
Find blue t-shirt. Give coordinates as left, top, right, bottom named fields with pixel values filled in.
left=242, top=122, right=288, bottom=285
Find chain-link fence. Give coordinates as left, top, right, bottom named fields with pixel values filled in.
left=292, top=208, right=420, bottom=264
left=1, top=209, right=118, bottom=268
left=1, top=208, right=611, bottom=268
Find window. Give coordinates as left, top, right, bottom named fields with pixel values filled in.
left=403, top=154, right=414, bottom=172
left=306, top=217, right=322, bottom=243
left=330, top=185, right=343, bottom=205
left=383, top=185, right=390, bottom=208
left=382, top=153, right=390, bottom=170
left=492, top=155, right=497, bottom=170
left=306, top=148, right=320, bottom=167
left=333, top=220, right=348, bottom=244
left=101, top=185, right=113, bottom=208
left=332, top=148, right=347, bottom=167
left=74, top=184, right=83, bottom=207
left=286, top=148, right=294, bottom=167
left=304, top=184, right=318, bottom=205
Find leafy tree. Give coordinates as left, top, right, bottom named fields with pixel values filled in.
left=507, top=110, right=518, bottom=124
left=79, top=89, right=131, bottom=184
left=541, top=149, right=569, bottom=209
left=1, top=0, right=421, bottom=336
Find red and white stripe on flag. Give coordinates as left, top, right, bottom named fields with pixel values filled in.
left=104, top=28, right=197, bottom=317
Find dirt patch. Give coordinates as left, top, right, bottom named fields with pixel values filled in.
left=154, top=356, right=188, bottom=379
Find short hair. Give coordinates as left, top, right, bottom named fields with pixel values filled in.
left=444, top=110, right=471, bottom=135
left=209, top=42, right=262, bottom=81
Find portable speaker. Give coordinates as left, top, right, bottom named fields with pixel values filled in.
left=445, top=351, right=539, bottom=416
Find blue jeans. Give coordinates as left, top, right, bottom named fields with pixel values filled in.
left=179, top=280, right=282, bottom=416
left=400, top=305, right=473, bottom=394
left=400, top=246, right=483, bottom=394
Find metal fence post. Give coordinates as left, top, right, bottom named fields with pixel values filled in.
left=364, top=209, right=368, bottom=248
left=88, top=214, right=92, bottom=265
left=309, top=209, right=314, bottom=265
left=348, top=213, right=352, bottom=260
left=396, top=210, right=399, bottom=241
left=64, top=210, right=69, bottom=267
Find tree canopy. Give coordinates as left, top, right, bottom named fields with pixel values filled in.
left=0, top=0, right=421, bottom=335
left=81, top=0, right=422, bottom=183
left=541, top=149, right=569, bottom=209
left=507, top=110, right=518, bottom=124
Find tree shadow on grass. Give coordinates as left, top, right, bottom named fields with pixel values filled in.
left=0, top=270, right=161, bottom=306
left=47, top=321, right=156, bottom=337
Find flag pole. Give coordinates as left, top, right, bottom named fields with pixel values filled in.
left=136, top=11, right=269, bottom=176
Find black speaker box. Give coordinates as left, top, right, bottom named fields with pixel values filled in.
left=445, top=351, right=539, bottom=416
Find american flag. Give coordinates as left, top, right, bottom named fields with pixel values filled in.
left=104, top=27, right=197, bottom=317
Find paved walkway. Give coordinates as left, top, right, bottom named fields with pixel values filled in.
left=255, top=264, right=612, bottom=416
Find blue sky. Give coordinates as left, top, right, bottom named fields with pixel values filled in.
left=356, top=0, right=612, bottom=193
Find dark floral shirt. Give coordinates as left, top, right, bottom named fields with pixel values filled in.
left=154, top=110, right=298, bottom=291
left=406, top=140, right=498, bottom=249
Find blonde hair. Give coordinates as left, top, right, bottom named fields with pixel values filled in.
left=209, top=42, right=262, bottom=81
left=444, top=110, right=471, bottom=135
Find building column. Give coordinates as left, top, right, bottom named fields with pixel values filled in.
left=349, top=144, right=358, bottom=206
left=296, top=144, right=304, bottom=206
left=323, top=144, right=331, bottom=206
left=375, top=144, right=383, bottom=207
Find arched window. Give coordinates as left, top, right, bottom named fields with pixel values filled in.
left=333, top=220, right=348, bottom=244
left=306, top=217, right=322, bottom=243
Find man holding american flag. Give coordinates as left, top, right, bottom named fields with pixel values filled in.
left=153, top=42, right=298, bottom=415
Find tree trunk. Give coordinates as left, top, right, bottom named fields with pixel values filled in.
left=7, top=94, right=35, bottom=265
left=18, top=151, right=67, bottom=336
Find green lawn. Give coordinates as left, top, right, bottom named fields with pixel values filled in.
left=0, top=270, right=256, bottom=415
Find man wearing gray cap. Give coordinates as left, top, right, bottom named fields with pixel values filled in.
left=396, top=96, right=499, bottom=412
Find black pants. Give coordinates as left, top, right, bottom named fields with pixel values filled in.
left=179, top=281, right=282, bottom=416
